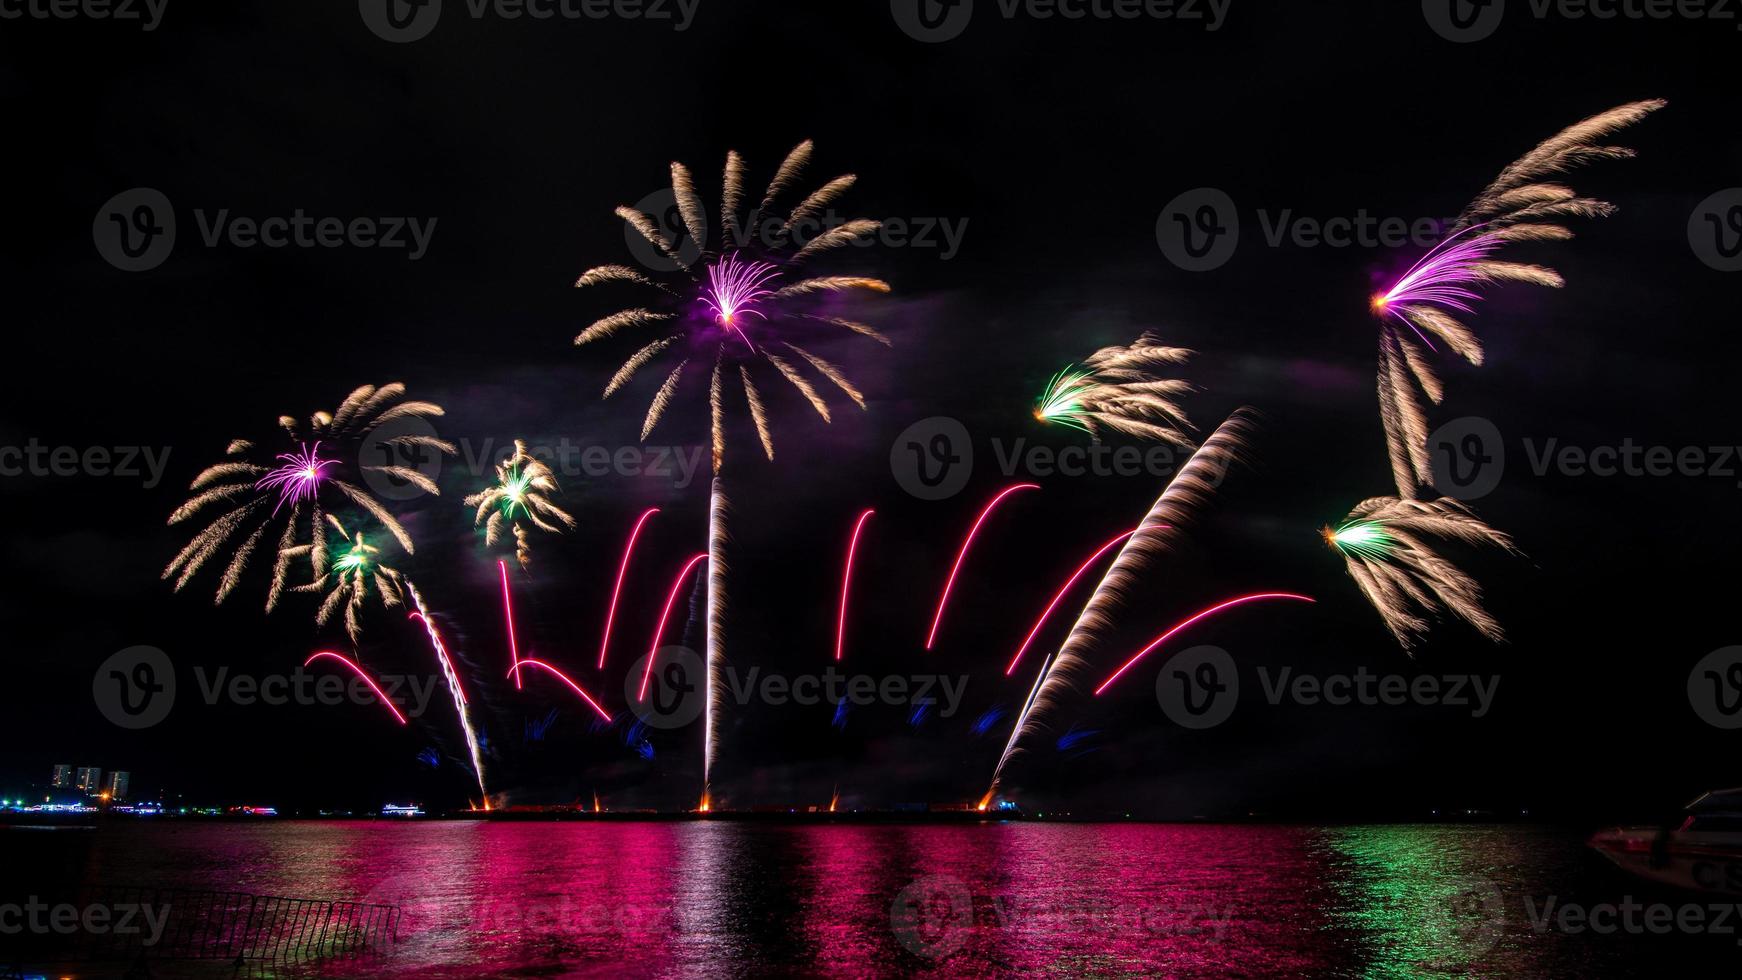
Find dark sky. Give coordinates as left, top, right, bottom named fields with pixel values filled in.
left=1, top=1, right=1736, bottom=819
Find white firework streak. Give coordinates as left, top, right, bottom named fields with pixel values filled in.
left=408, top=583, right=488, bottom=804
left=703, top=476, right=729, bottom=808
left=984, top=411, right=1252, bottom=804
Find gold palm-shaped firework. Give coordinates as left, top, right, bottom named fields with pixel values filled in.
left=1373, top=100, right=1663, bottom=497
left=1322, top=496, right=1519, bottom=650
left=302, top=516, right=404, bottom=647
left=163, top=383, right=453, bottom=610
left=1032, top=334, right=1195, bottom=449
left=574, top=139, right=892, bottom=470
left=463, top=439, right=576, bottom=569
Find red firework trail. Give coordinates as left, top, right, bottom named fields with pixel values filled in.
left=499, top=560, right=522, bottom=690
left=304, top=651, right=408, bottom=725
left=641, top=553, right=709, bottom=702
left=508, top=659, right=613, bottom=721
left=1093, top=593, right=1317, bottom=696
left=1004, top=528, right=1140, bottom=677
left=600, top=507, right=660, bottom=670
left=925, top=483, right=1040, bottom=650
left=836, top=509, right=875, bottom=662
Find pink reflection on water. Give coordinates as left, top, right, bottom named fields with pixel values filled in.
left=38, top=821, right=1601, bottom=977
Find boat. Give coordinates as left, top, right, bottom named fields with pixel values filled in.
left=1589, top=788, right=1742, bottom=894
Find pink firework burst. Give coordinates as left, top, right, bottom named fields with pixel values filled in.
left=255, top=442, right=334, bottom=516
left=702, top=253, right=781, bottom=346
left=1370, top=226, right=1504, bottom=348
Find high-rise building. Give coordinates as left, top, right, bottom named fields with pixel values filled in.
left=74, top=767, right=102, bottom=794
left=101, top=771, right=130, bottom=801
left=50, top=765, right=72, bottom=788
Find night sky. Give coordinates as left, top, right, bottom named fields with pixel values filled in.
left=2, top=1, right=1736, bottom=820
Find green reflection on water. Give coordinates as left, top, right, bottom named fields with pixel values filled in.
left=1320, top=827, right=1514, bottom=980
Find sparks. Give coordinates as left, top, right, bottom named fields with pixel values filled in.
left=1005, top=528, right=1139, bottom=676
left=1324, top=521, right=1395, bottom=562
left=1093, top=593, right=1317, bottom=696
left=499, top=560, right=522, bottom=690
left=925, top=484, right=1040, bottom=650
left=641, top=553, right=708, bottom=702
left=599, top=508, right=660, bottom=670
left=1034, top=368, right=1095, bottom=432
left=408, top=584, right=487, bottom=802
left=1028, top=336, right=1195, bottom=448
left=255, top=442, right=333, bottom=517
left=508, top=659, right=613, bottom=721
left=835, top=509, right=874, bottom=662
left=703, top=253, right=782, bottom=339
left=304, top=651, right=408, bottom=725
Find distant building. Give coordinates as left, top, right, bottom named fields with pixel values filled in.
left=101, top=771, right=130, bottom=801
left=50, top=765, right=72, bottom=788
left=74, top=767, right=102, bottom=794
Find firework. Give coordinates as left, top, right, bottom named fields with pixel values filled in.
left=408, top=584, right=488, bottom=801
left=640, top=553, right=709, bottom=702
left=1093, top=593, right=1316, bottom=695
left=507, top=659, right=614, bottom=721
left=1372, top=100, right=1664, bottom=496
left=575, top=140, right=892, bottom=468
left=835, top=509, right=875, bottom=662
left=1005, top=529, right=1138, bottom=677
left=498, top=560, right=522, bottom=689
left=703, top=478, right=727, bottom=810
left=578, top=144, right=894, bottom=813
left=463, top=439, right=576, bottom=570
left=304, top=651, right=408, bottom=725
left=986, top=411, right=1251, bottom=803
left=1033, top=334, right=1195, bottom=448
left=256, top=442, right=335, bottom=517
left=599, top=508, right=660, bottom=670
left=164, top=383, right=453, bottom=611
left=303, top=516, right=404, bottom=647
left=924, top=484, right=1040, bottom=650
left=1323, top=496, right=1519, bottom=650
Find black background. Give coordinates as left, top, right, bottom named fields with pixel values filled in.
left=1, top=0, right=1736, bottom=820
